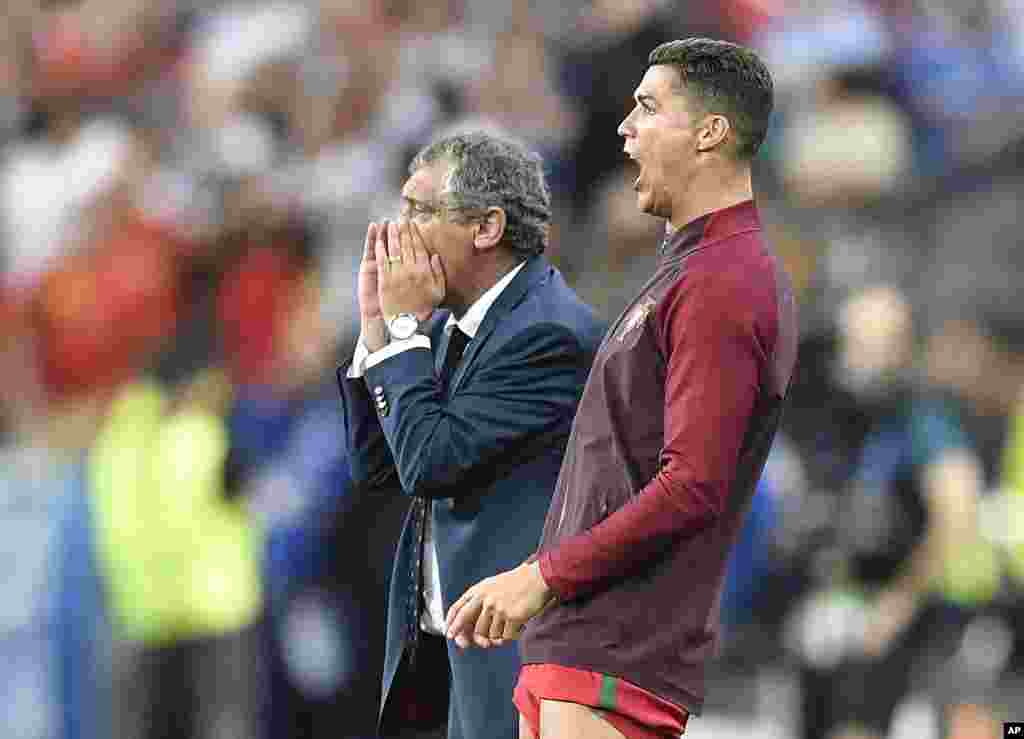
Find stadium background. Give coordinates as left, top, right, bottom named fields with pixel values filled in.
left=2, top=1, right=1024, bottom=737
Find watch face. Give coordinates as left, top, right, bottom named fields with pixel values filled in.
left=389, top=314, right=419, bottom=340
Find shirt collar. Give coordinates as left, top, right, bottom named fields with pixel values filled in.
left=444, top=260, right=526, bottom=338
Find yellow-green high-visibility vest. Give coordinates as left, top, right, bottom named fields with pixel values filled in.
left=89, top=380, right=261, bottom=643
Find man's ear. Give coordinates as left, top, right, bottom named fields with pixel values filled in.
left=473, top=207, right=507, bottom=251
left=696, top=114, right=731, bottom=153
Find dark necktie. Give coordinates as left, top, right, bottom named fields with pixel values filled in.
left=440, top=325, right=470, bottom=391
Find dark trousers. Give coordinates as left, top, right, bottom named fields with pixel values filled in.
left=382, top=632, right=451, bottom=739
left=112, top=626, right=260, bottom=739
left=800, top=600, right=968, bottom=739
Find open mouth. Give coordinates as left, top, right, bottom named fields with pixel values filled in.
left=625, top=150, right=641, bottom=190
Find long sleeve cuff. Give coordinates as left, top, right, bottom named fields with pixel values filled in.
left=538, top=551, right=574, bottom=601
left=347, top=334, right=432, bottom=378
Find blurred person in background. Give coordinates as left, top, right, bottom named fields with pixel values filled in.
left=1000, top=387, right=1024, bottom=680
left=0, top=301, right=94, bottom=739
left=3, top=0, right=186, bottom=233
left=447, top=38, right=796, bottom=739
left=767, top=59, right=920, bottom=334
left=214, top=203, right=407, bottom=738
left=32, top=120, right=186, bottom=402
left=914, top=172, right=1024, bottom=442
left=457, top=13, right=581, bottom=209
left=778, top=66, right=911, bottom=210
left=271, top=0, right=458, bottom=347
left=882, top=0, right=1024, bottom=177
left=755, top=0, right=1024, bottom=182
left=787, top=286, right=999, bottom=739
left=923, top=315, right=1024, bottom=732
left=922, top=316, right=1024, bottom=483
left=0, top=6, right=197, bottom=738
left=555, top=0, right=676, bottom=217
left=339, top=131, right=603, bottom=738
left=567, top=167, right=662, bottom=321
left=84, top=368, right=261, bottom=739
left=0, top=93, right=137, bottom=295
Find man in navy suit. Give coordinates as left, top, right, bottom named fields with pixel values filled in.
left=338, top=131, right=603, bottom=739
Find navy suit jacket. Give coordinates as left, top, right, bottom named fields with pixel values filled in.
left=338, top=255, right=603, bottom=739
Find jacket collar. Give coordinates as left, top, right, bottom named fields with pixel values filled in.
left=447, top=254, right=552, bottom=393
left=660, top=199, right=760, bottom=259
left=444, top=260, right=526, bottom=339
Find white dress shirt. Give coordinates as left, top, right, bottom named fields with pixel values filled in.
left=348, top=261, right=526, bottom=633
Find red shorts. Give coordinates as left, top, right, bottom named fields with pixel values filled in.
left=513, top=664, right=689, bottom=739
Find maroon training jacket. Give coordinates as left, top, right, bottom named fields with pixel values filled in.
left=520, top=200, right=798, bottom=715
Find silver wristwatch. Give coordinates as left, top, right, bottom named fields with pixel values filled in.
left=386, top=313, right=420, bottom=341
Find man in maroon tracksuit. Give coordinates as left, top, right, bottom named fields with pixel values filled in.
left=446, top=38, right=798, bottom=738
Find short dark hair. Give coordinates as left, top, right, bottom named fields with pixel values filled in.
left=409, top=131, right=551, bottom=259
left=648, top=38, right=774, bottom=160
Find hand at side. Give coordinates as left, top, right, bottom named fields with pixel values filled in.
left=445, top=561, right=556, bottom=649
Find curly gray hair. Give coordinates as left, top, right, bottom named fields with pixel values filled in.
left=409, top=131, right=552, bottom=259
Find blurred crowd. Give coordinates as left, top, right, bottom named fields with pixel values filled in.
left=2, top=1, right=1024, bottom=738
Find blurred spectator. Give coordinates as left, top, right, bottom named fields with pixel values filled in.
left=999, top=390, right=1024, bottom=666
left=32, top=122, right=185, bottom=402
left=788, top=286, right=997, bottom=739
left=1, top=111, right=135, bottom=292
left=915, top=175, right=1024, bottom=397
left=222, top=231, right=405, bottom=739
left=884, top=0, right=1024, bottom=175
left=754, top=1, right=891, bottom=99
left=922, top=316, right=1024, bottom=482
left=568, top=168, right=662, bottom=321
left=1004, top=390, right=1024, bottom=503
left=555, top=0, right=677, bottom=215
left=0, top=431, right=84, bottom=739
left=459, top=18, right=582, bottom=200
left=31, top=0, right=183, bottom=100
left=86, top=373, right=261, bottom=739
left=779, top=67, right=912, bottom=208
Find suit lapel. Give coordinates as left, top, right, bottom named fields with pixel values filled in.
left=449, top=255, right=551, bottom=394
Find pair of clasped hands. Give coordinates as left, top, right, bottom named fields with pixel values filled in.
left=357, top=220, right=445, bottom=352
left=356, top=219, right=557, bottom=648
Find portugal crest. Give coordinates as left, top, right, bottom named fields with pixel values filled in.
left=617, top=298, right=655, bottom=342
